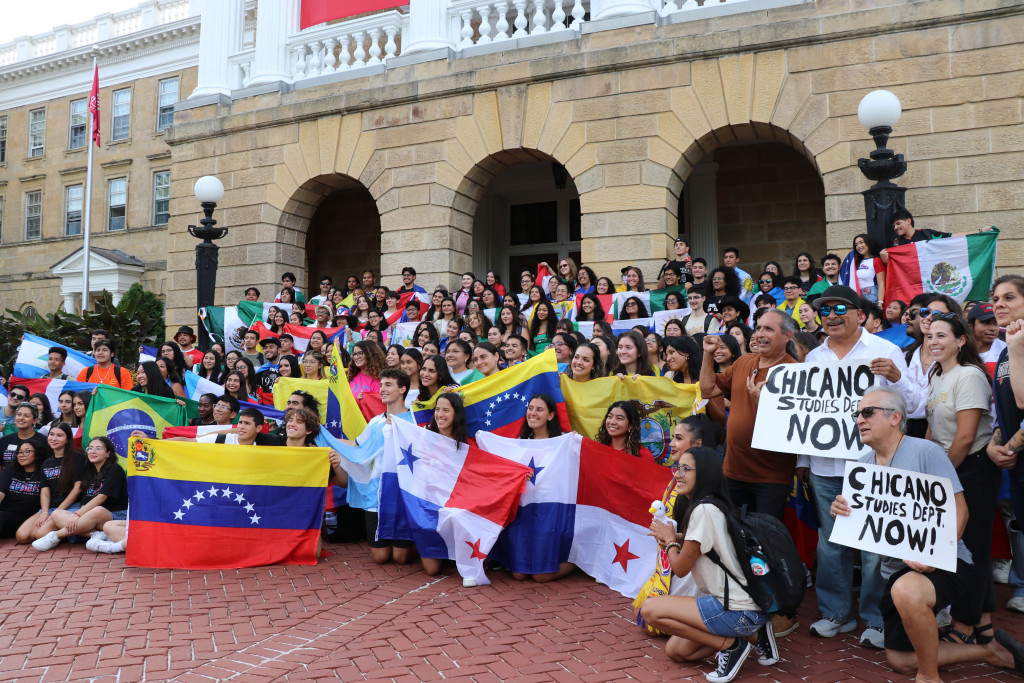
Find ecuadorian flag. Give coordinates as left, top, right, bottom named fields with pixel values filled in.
left=83, top=386, right=189, bottom=461
left=126, top=436, right=328, bottom=569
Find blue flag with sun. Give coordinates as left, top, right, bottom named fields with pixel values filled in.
left=83, top=385, right=189, bottom=462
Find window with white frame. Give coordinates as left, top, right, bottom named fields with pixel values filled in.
left=69, top=99, right=88, bottom=150
left=25, top=191, right=41, bottom=239
left=108, top=178, right=127, bottom=231
left=0, top=195, right=5, bottom=243
left=65, top=185, right=84, bottom=236
left=28, top=109, right=45, bottom=157
left=111, top=89, right=131, bottom=142
left=157, top=78, right=179, bottom=131
left=0, top=115, right=7, bottom=163
left=153, top=171, right=170, bottom=225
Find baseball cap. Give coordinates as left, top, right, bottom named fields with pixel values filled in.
left=968, top=303, right=995, bottom=323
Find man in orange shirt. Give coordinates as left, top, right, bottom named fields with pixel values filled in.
left=76, top=340, right=133, bottom=389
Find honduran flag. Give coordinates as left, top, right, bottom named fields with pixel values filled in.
left=476, top=431, right=673, bottom=598
left=885, top=228, right=999, bottom=306
left=412, top=349, right=569, bottom=437
left=7, top=378, right=96, bottom=416
left=377, top=418, right=531, bottom=586
left=14, top=334, right=96, bottom=379
left=125, top=436, right=328, bottom=569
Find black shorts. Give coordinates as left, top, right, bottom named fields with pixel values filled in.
left=364, top=512, right=414, bottom=550
left=880, top=558, right=975, bottom=652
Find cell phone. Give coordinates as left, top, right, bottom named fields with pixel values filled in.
left=707, top=332, right=725, bottom=336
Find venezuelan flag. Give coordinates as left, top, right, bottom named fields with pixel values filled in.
left=83, top=386, right=189, bottom=462
left=125, top=436, right=329, bottom=569
left=413, top=349, right=568, bottom=438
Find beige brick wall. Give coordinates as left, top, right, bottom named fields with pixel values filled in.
left=163, top=0, right=1024, bottom=329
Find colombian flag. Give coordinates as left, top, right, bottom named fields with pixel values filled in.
left=83, top=386, right=189, bottom=462
left=126, top=436, right=328, bottom=569
left=413, top=349, right=568, bottom=438
left=326, top=342, right=368, bottom=439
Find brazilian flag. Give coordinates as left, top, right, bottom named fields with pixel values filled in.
left=83, top=386, right=190, bottom=463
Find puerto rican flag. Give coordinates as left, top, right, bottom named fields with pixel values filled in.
left=476, top=431, right=672, bottom=598
left=377, top=418, right=531, bottom=586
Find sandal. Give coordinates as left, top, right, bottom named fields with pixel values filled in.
left=973, top=623, right=994, bottom=645
left=938, top=624, right=975, bottom=644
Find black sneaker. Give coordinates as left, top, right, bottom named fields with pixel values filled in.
left=705, top=638, right=751, bottom=683
left=754, top=621, right=779, bottom=665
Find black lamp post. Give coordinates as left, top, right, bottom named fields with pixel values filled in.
left=187, top=175, right=226, bottom=352
left=857, top=90, right=907, bottom=250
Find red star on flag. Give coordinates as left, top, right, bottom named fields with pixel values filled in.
left=465, top=539, right=487, bottom=561
left=611, top=539, right=639, bottom=572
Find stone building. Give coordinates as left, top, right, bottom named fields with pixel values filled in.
left=164, top=0, right=1024, bottom=332
left=0, top=0, right=202, bottom=315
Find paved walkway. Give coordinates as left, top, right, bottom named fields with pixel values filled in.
left=2, top=539, right=1023, bottom=682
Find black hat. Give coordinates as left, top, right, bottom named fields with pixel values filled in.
left=968, top=302, right=995, bottom=323
left=811, top=285, right=861, bottom=310
left=261, top=336, right=280, bottom=347
left=719, top=295, right=750, bottom=321
left=175, top=325, right=196, bottom=341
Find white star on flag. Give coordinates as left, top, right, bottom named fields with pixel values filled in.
left=513, top=392, right=519, bottom=399
left=174, top=510, right=184, bottom=520
left=208, top=486, right=219, bottom=497
left=235, top=494, right=245, bottom=504
left=182, top=499, right=194, bottom=509
left=249, top=514, right=260, bottom=525
left=194, top=491, right=205, bottom=500
left=222, top=487, right=233, bottom=498
left=503, top=393, right=510, bottom=400
left=485, top=419, right=491, bottom=426
left=245, top=503, right=255, bottom=512
left=489, top=402, right=495, bottom=409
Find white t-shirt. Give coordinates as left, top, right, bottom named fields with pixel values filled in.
left=197, top=433, right=239, bottom=445
left=927, top=363, right=993, bottom=454
left=856, top=258, right=879, bottom=291
left=684, top=503, right=760, bottom=612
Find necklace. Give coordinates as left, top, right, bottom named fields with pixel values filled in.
left=93, top=364, right=115, bottom=385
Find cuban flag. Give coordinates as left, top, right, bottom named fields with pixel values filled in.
left=475, top=431, right=673, bottom=598
left=378, top=418, right=532, bottom=586
left=412, top=349, right=568, bottom=438
left=6, top=378, right=96, bottom=415
left=14, top=334, right=96, bottom=379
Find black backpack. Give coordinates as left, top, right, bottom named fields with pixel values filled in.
left=85, top=362, right=125, bottom=387
left=703, top=500, right=807, bottom=615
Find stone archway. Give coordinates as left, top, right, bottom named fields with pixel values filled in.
left=674, top=123, right=827, bottom=276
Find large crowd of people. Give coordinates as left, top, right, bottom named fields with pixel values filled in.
left=2, top=208, right=1024, bottom=682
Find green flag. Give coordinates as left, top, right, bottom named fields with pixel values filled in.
left=83, top=385, right=190, bottom=461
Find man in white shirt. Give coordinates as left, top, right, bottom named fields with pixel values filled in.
left=796, top=285, right=922, bottom=648
left=308, top=305, right=332, bottom=329
left=308, top=276, right=333, bottom=306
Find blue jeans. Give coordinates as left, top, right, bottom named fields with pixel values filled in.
left=697, top=595, right=767, bottom=637
left=810, top=472, right=884, bottom=628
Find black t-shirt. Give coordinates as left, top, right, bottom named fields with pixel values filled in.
left=994, top=347, right=1024, bottom=444
left=892, top=228, right=950, bottom=247
left=81, top=464, right=128, bottom=511
left=255, top=432, right=286, bottom=446
left=256, top=368, right=280, bottom=395
left=42, top=453, right=86, bottom=508
left=0, top=466, right=47, bottom=517
left=0, top=432, right=48, bottom=469
left=659, top=258, right=693, bottom=284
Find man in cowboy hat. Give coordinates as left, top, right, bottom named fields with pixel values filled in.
left=175, top=326, right=204, bottom=367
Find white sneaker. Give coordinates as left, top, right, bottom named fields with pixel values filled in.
left=993, top=558, right=1012, bottom=584
left=809, top=617, right=856, bottom=638
left=462, top=578, right=477, bottom=587
left=1007, top=596, right=1024, bottom=614
left=936, top=606, right=952, bottom=627
left=86, top=535, right=107, bottom=552
left=31, top=531, right=61, bottom=552
left=94, top=540, right=125, bottom=554
left=859, top=627, right=884, bottom=649
left=89, top=531, right=110, bottom=543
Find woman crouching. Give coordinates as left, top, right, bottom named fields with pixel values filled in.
left=641, top=447, right=777, bottom=683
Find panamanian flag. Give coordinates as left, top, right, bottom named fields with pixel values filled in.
left=885, top=228, right=999, bottom=306
left=377, top=417, right=531, bottom=586
left=476, top=431, right=672, bottom=598
left=14, top=334, right=96, bottom=379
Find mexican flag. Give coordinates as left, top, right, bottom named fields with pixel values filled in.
left=199, top=306, right=249, bottom=352
left=885, top=228, right=999, bottom=305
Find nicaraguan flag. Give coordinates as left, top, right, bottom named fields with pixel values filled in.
left=377, top=418, right=531, bottom=586
left=14, top=334, right=95, bottom=379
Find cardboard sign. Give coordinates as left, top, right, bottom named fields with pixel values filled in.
left=830, top=461, right=958, bottom=572
left=751, top=360, right=875, bottom=459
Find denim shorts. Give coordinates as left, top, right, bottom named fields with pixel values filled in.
left=110, top=509, right=129, bottom=521
left=48, top=502, right=81, bottom=515
left=697, top=595, right=767, bottom=637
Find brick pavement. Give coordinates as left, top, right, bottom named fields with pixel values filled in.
left=2, top=540, right=1023, bottom=682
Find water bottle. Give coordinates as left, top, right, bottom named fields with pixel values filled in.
left=750, top=555, right=769, bottom=576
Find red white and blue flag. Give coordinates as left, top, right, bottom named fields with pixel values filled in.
left=476, top=431, right=672, bottom=598
left=377, top=418, right=531, bottom=586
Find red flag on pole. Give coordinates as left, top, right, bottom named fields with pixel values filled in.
left=300, top=0, right=406, bottom=29
left=88, top=62, right=100, bottom=147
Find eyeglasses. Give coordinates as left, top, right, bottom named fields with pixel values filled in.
left=818, top=304, right=849, bottom=317
left=671, top=463, right=695, bottom=474
left=852, top=407, right=896, bottom=420
left=712, top=276, right=724, bottom=281
left=783, top=285, right=800, bottom=291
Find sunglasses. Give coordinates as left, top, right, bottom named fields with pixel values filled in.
left=9, top=393, right=27, bottom=400
left=759, top=279, right=773, bottom=285
left=852, top=407, right=896, bottom=419
left=818, top=304, right=849, bottom=317
left=907, top=307, right=941, bottom=320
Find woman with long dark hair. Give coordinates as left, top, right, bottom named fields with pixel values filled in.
left=792, top=252, right=821, bottom=294
left=27, top=393, right=55, bottom=430
left=197, top=350, right=224, bottom=383
left=642, top=447, right=775, bottom=679
left=421, top=391, right=469, bottom=576
left=852, top=233, right=886, bottom=304
left=576, top=266, right=597, bottom=296
left=576, top=293, right=606, bottom=322
left=154, top=357, right=186, bottom=398
left=705, top=267, right=740, bottom=316
left=231, top=357, right=259, bottom=398
left=530, top=300, right=559, bottom=351
left=619, top=296, right=649, bottom=320
left=608, top=330, right=655, bottom=378
left=566, top=343, right=605, bottom=382
left=277, top=354, right=300, bottom=380
left=663, top=336, right=702, bottom=384
left=70, top=392, right=91, bottom=429
left=623, top=266, right=647, bottom=293
left=347, top=341, right=386, bottom=399
left=0, top=439, right=48, bottom=540
left=594, top=400, right=653, bottom=461
left=596, top=277, right=617, bottom=296
left=418, top=355, right=457, bottom=403
left=55, top=389, right=77, bottom=427
left=158, top=342, right=190, bottom=378
left=132, top=361, right=177, bottom=399
left=519, top=394, right=563, bottom=440
left=22, top=423, right=83, bottom=543
left=32, top=436, right=128, bottom=552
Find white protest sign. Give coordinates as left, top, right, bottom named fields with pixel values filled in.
left=751, top=359, right=874, bottom=459
left=830, top=461, right=958, bottom=572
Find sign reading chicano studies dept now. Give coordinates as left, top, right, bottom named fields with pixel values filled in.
left=830, top=461, right=958, bottom=572
left=751, top=360, right=875, bottom=459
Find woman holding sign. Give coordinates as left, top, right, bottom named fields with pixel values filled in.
left=641, top=446, right=778, bottom=682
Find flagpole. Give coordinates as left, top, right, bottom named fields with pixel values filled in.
left=82, top=48, right=99, bottom=314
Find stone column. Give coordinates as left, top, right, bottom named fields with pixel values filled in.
left=687, top=161, right=719, bottom=264
left=402, top=0, right=457, bottom=55
left=189, top=0, right=244, bottom=99
left=589, top=0, right=655, bottom=21
left=62, top=293, right=78, bottom=314
left=248, top=0, right=300, bottom=86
